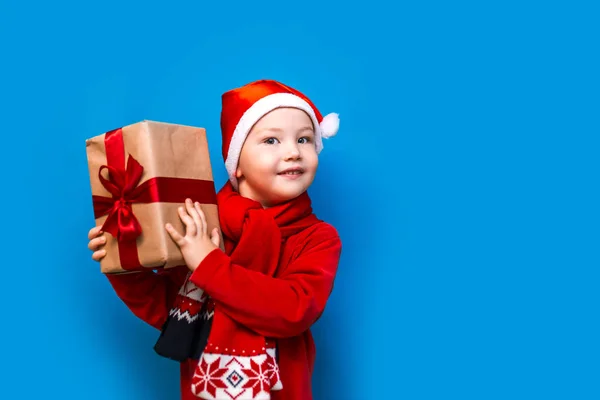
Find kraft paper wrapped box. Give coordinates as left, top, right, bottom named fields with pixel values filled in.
left=85, top=120, right=222, bottom=274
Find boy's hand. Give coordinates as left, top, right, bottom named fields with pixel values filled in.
left=88, top=225, right=107, bottom=262
left=165, top=198, right=221, bottom=272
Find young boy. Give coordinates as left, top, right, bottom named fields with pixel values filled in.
left=87, top=79, right=342, bottom=400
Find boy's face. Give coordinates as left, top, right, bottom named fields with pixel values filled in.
left=235, top=107, right=319, bottom=207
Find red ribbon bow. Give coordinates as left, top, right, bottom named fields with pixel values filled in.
left=94, top=155, right=145, bottom=242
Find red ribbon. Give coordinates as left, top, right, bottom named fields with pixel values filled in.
left=92, top=127, right=217, bottom=271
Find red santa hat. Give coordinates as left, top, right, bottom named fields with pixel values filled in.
left=220, top=79, right=339, bottom=189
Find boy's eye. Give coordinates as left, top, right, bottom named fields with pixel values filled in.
left=264, top=137, right=278, bottom=144
left=298, top=137, right=312, bottom=144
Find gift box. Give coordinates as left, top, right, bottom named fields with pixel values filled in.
left=85, top=120, right=222, bottom=274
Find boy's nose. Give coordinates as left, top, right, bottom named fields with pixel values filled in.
left=283, top=145, right=301, bottom=160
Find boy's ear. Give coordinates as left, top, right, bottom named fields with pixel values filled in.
left=235, top=167, right=243, bottom=178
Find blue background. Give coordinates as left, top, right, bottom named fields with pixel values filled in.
left=1, top=0, right=598, bottom=399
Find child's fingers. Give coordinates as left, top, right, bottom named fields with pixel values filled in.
left=92, top=249, right=106, bottom=261
left=195, top=202, right=208, bottom=235
left=186, top=199, right=202, bottom=232
left=88, top=225, right=103, bottom=240
left=165, top=223, right=185, bottom=246
left=178, top=205, right=197, bottom=236
left=88, top=235, right=106, bottom=251
left=210, top=228, right=220, bottom=248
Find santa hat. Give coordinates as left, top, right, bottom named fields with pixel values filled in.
left=220, top=79, right=339, bottom=189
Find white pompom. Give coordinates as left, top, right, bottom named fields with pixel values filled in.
left=320, top=113, right=339, bottom=138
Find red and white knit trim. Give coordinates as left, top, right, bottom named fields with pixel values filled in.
left=191, top=348, right=282, bottom=400
left=169, top=275, right=207, bottom=323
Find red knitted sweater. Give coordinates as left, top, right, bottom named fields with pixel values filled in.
left=106, top=221, right=341, bottom=400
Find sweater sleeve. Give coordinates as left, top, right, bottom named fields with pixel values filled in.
left=105, top=266, right=188, bottom=330
left=188, top=225, right=342, bottom=338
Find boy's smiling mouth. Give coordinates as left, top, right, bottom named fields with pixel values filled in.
left=278, top=166, right=305, bottom=177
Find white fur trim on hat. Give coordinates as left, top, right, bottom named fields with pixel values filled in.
left=225, top=92, right=336, bottom=190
